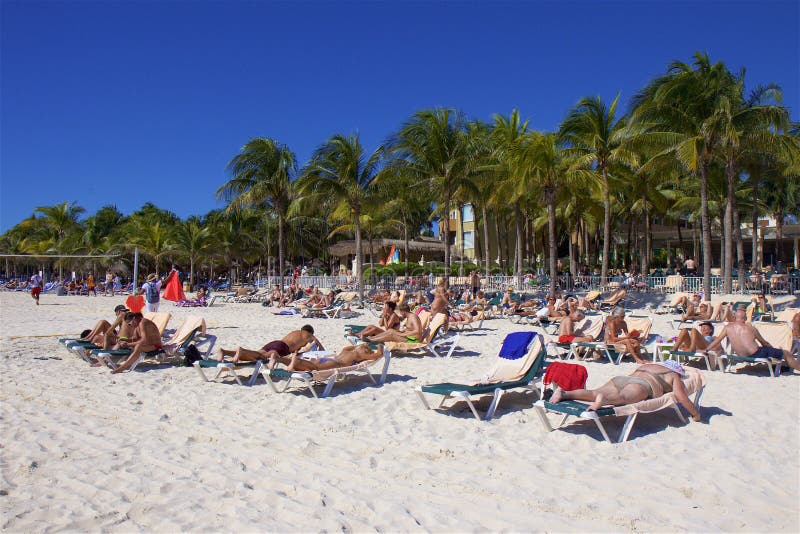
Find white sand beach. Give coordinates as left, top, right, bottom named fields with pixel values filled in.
left=1, top=291, right=798, bottom=532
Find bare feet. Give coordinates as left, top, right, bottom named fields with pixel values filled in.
left=588, top=393, right=604, bottom=411
left=550, top=387, right=564, bottom=403
left=214, top=347, right=224, bottom=362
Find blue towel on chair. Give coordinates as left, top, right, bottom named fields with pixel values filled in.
left=499, top=332, right=536, bottom=360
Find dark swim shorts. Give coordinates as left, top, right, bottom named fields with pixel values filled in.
left=262, top=340, right=291, bottom=357
left=750, top=346, right=783, bottom=360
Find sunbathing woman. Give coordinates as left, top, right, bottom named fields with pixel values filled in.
left=673, top=321, right=715, bottom=353
left=280, top=343, right=384, bottom=371
left=357, top=301, right=400, bottom=340
left=549, top=360, right=702, bottom=421
left=367, top=303, right=423, bottom=343
left=605, top=307, right=647, bottom=364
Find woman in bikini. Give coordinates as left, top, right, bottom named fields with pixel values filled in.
left=549, top=360, right=702, bottom=421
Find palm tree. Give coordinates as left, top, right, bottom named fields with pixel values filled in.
left=217, top=137, right=296, bottom=290
left=392, top=109, right=472, bottom=286
left=127, top=219, right=175, bottom=276
left=631, top=52, right=737, bottom=298
left=559, top=95, right=634, bottom=288
left=491, top=110, right=530, bottom=287
left=713, top=80, right=794, bottom=292
left=34, top=201, right=85, bottom=241
left=297, top=133, right=383, bottom=300
left=174, top=218, right=212, bottom=289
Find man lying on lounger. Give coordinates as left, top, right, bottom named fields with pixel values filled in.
left=549, top=360, right=702, bottom=421
left=277, top=343, right=385, bottom=372
left=109, top=312, right=164, bottom=374
left=214, top=324, right=324, bottom=366
left=364, top=303, right=422, bottom=343
left=700, top=307, right=800, bottom=372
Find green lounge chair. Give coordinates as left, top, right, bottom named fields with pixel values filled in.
left=533, top=367, right=706, bottom=443
left=414, top=333, right=545, bottom=421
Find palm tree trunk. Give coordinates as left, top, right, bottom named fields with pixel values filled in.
left=752, top=177, right=759, bottom=269
left=723, top=160, right=736, bottom=293
left=459, top=203, right=465, bottom=277
left=277, top=210, right=285, bottom=289
left=494, top=216, right=503, bottom=271
left=442, top=195, right=451, bottom=287
left=515, top=201, right=523, bottom=288
left=775, top=209, right=784, bottom=263
left=700, top=161, right=713, bottom=299
left=189, top=258, right=195, bottom=291
left=733, top=201, right=745, bottom=293
left=547, top=191, right=557, bottom=296
left=601, top=166, right=611, bottom=286
left=354, top=210, right=363, bottom=300
left=642, top=187, right=651, bottom=280
left=403, top=219, right=409, bottom=277
left=482, top=205, right=490, bottom=278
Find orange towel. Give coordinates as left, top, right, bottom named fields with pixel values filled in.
left=163, top=270, right=186, bottom=302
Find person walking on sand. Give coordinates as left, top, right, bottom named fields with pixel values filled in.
left=105, top=270, right=115, bottom=296
left=30, top=272, right=42, bottom=305
left=139, top=273, right=162, bottom=313
left=86, top=273, right=97, bottom=296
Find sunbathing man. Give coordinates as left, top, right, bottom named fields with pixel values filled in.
left=701, top=307, right=800, bottom=372
left=280, top=343, right=385, bottom=371
left=357, top=301, right=400, bottom=340
left=604, top=307, right=647, bottom=364
left=109, top=312, right=164, bottom=373
left=366, top=303, right=423, bottom=343
left=681, top=295, right=710, bottom=321
left=557, top=310, right=596, bottom=344
left=215, top=324, right=324, bottom=366
left=549, top=360, right=702, bottom=421
left=673, top=321, right=715, bottom=358
left=500, top=288, right=514, bottom=311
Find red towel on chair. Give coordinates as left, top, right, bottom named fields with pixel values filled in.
left=162, top=270, right=186, bottom=302
left=543, top=361, right=588, bottom=391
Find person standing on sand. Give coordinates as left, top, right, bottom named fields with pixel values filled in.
left=30, top=272, right=42, bottom=305
left=139, top=273, right=162, bottom=313
left=86, top=273, right=97, bottom=296
left=105, top=270, right=114, bottom=296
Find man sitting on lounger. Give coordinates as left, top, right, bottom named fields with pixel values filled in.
left=357, top=301, right=400, bottom=340
left=605, top=307, right=647, bottom=364
left=557, top=310, right=595, bottom=344
left=549, top=360, right=702, bottom=421
left=365, top=303, right=423, bottom=343
left=700, top=307, right=800, bottom=372
left=109, top=312, right=164, bottom=373
left=215, top=324, right=325, bottom=366
left=280, top=343, right=385, bottom=371
left=673, top=321, right=715, bottom=355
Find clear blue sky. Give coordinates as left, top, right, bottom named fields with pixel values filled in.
left=1, top=1, right=797, bottom=231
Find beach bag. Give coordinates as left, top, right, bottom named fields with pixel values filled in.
left=145, top=282, right=160, bottom=303
left=183, top=344, right=202, bottom=366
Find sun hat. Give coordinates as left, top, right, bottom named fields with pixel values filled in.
left=146, top=273, right=158, bottom=282
left=657, top=359, right=686, bottom=376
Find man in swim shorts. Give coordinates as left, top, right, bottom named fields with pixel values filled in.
left=110, top=312, right=164, bottom=373
left=702, top=307, right=800, bottom=371
left=557, top=310, right=596, bottom=344
left=214, top=324, right=324, bottom=366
